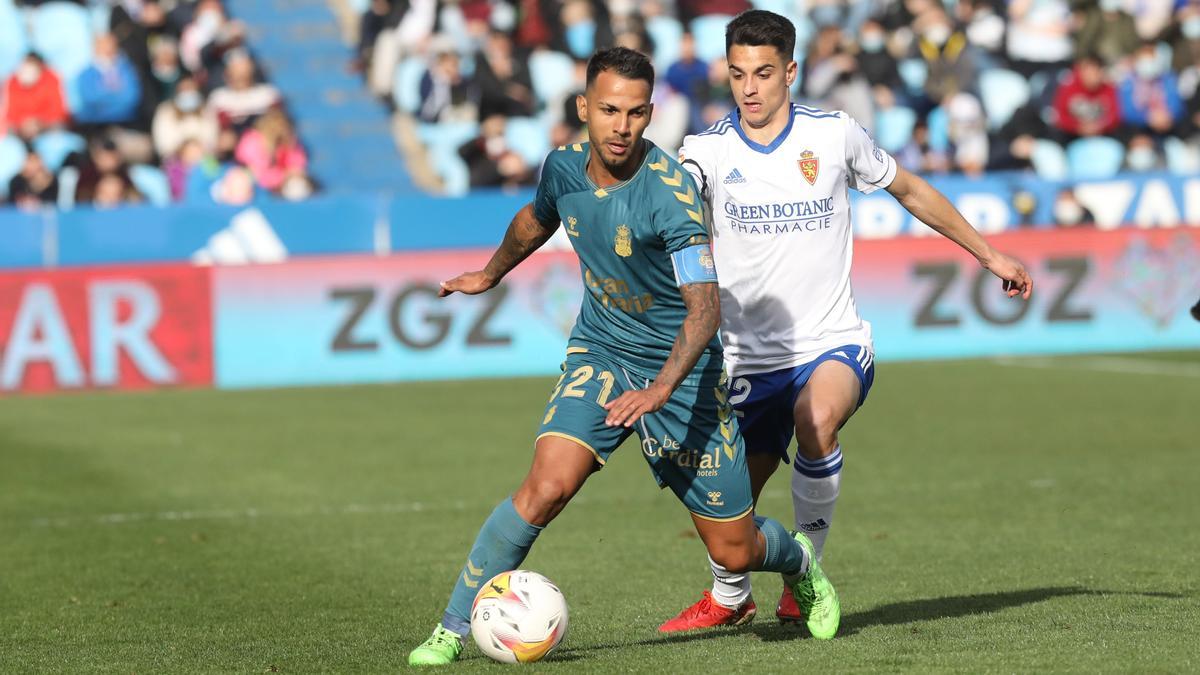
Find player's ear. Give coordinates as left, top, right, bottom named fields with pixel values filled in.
left=575, top=93, right=588, bottom=125
left=785, top=60, right=798, bottom=87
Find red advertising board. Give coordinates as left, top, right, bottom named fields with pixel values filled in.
left=0, top=264, right=213, bottom=394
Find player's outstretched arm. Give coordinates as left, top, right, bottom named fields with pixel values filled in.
left=604, top=282, right=721, bottom=427
left=886, top=167, right=1034, bottom=300
left=439, top=203, right=558, bottom=297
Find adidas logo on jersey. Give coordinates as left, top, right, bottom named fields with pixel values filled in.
left=723, top=168, right=747, bottom=184
left=798, top=518, right=829, bottom=532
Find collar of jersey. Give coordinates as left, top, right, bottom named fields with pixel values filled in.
left=731, top=104, right=796, bottom=154
left=583, top=140, right=652, bottom=195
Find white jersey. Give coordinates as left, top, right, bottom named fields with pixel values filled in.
left=680, top=104, right=896, bottom=376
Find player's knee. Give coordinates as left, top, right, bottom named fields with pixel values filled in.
left=514, top=478, right=572, bottom=526
left=794, top=405, right=841, bottom=459
left=709, top=544, right=755, bottom=574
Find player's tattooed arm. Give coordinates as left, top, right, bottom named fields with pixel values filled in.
left=603, top=282, right=721, bottom=428
left=439, top=203, right=558, bottom=297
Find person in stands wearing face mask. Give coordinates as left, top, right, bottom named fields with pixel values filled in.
left=1051, top=189, right=1095, bottom=228
left=75, top=33, right=143, bottom=127
left=1124, top=133, right=1164, bottom=172
left=855, top=19, right=903, bottom=95
left=3, top=54, right=69, bottom=139
left=1052, top=54, right=1121, bottom=142
left=152, top=76, right=219, bottom=159
left=911, top=10, right=979, bottom=106
left=1119, top=41, right=1184, bottom=138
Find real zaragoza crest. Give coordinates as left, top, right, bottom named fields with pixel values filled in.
left=799, top=150, right=819, bottom=185
left=614, top=224, right=633, bottom=257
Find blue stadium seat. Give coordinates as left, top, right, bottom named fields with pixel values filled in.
left=528, top=49, right=576, bottom=107
left=1066, top=137, right=1125, bottom=180
left=1030, top=139, right=1069, bottom=181
left=979, top=69, right=1030, bottom=130
left=30, top=2, right=94, bottom=81
left=0, top=0, right=28, bottom=80
left=926, top=106, right=950, bottom=153
left=1163, top=137, right=1200, bottom=175
left=130, top=164, right=172, bottom=206
left=504, top=116, right=551, bottom=167
left=690, top=15, right=734, bottom=63
left=646, top=16, right=683, bottom=69
left=393, top=56, right=427, bottom=115
left=0, top=135, right=29, bottom=199
left=874, top=105, right=916, bottom=154
left=429, top=147, right=470, bottom=197
left=897, top=59, right=928, bottom=95
left=33, top=129, right=85, bottom=172
left=417, top=121, right=479, bottom=151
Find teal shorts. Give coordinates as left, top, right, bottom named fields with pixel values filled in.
left=536, top=347, right=753, bottom=522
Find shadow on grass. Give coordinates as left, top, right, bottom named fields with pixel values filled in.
left=552, top=585, right=1187, bottom=655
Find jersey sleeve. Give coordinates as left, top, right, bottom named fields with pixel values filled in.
left=678, top=135, right=715, bottom=207
left=842, top=113, right=897, bottom=194
left=649, top=156, right=710, bottom=255
left=532, top=151, right=563, bottom=226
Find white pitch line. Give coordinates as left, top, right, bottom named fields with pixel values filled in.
left=991, top=355, right=1200, bottom=378
left=27, top=501, right=472, bottom=529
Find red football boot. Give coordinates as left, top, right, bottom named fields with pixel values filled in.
left=658, top=591, right=757, bottom=633
left=776, top=585, right=805, bottom=623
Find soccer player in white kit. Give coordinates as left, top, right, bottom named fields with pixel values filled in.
left=657, top=10, right=1033, bottom=637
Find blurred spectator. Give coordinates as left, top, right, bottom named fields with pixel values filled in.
left=804, top=26, right=874, bottom=131
left=180, top=0, right=245, bottom=76
left=1123, top=0, right=1176, bottom=41
left=1052, top=188, right=1095, bottom=227
left=3, top=54, right=69, bottom=139
left=7, top=149, right=58, bottom=210
left=93, top=171, right=141, bottom=209
left=152, top=77, right=219, bottom=158
left=211, top=165, right=259, bottom=205
left=700, top=56, right=735, bottom=128
left=946, top=91, right=989, bottom=175
left=148, top=38, right=186, bottom=105
left=75, top=33, right=144, bottom=126
left=1052, top=55, right=1121, bottom=139
left=667, top=33, right=711, bottom=134
left=457, top=114, right=534, bottom=189
left=856, top=20, right=904, bottom=93
left=234, top=109, right=308, bottom=192
left=357, top=0, right=401, bottom=71
left=1006, top=0, right=1073, bottom=77
left=475, top=30, right=535, bottom=119
left=1118, top=42, right=1184, bottom=135
left=896, top=120, right=951, bottom=173
left=677, top=0, right=750, bottom=25
left=1074, top=0, right=1140, bottom=64
left=164, top=138, right=206, bottom=201
left=418, top=38, right=478, bottom=123
left=912, top=11, right=979, bottom=103
left=957, top=0, right=1007, bottom=66
left=208, top=50, right=281, bottom=132
left=1125, top=133, right=1164, bottom=170
left=74, top=138, right=133, bottom=204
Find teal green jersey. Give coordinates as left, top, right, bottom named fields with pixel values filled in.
left=533, top=140, right=721, bottom=382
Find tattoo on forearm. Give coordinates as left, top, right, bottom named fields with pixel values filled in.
left=654, top=283, right=720, bottom=393
left=484, top=204, right=558, bottom=281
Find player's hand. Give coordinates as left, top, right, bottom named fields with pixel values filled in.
left=439, top=271, right=496, bottom=297
left=603, top=383, right=671, bottom=428
left=982, top=251, right=1033, bottom=300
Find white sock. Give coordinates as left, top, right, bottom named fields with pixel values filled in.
left=708, top=554, right=751, bottom=608
left=792, top=446, right=843, bottom=561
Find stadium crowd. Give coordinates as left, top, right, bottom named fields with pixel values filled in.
left=0, top=0, right=313, bottom=210
left=358, top=0, right=1200, bottom=193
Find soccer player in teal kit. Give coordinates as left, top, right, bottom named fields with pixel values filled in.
left=407, top=47, right=838, bottom=666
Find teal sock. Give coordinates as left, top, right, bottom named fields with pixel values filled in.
left=754, top=515, right=809, bottom=577
left=441, top=497, right=543, bottom=636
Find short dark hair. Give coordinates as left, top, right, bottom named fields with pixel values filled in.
left=725, top=10, right=796, bottom=60
left=585, top=47, right=655, bottom=91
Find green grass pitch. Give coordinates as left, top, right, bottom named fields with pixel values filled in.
left=2, top=352, right=1198, bottom=672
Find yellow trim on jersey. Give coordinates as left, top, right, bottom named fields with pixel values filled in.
left=565, top=347, right=589, bottom=354
left=690, top=506, right=754, bottom=523
left=536, top=432, right=607, bottom=466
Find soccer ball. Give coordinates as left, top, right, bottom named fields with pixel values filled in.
left=470, top=570, right=568, bottom=664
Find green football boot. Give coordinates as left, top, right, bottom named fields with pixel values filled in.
left=788, top=531, right=841, bottom=640
left=408, top=624, right=464, bottom=666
